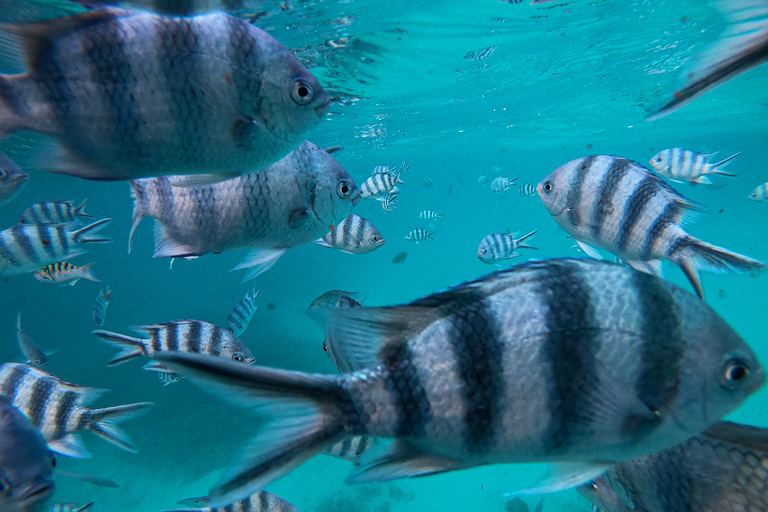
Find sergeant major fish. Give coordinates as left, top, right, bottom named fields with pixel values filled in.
left=0, top=363, right=152, bottom=459
left=538, top=155, right=765, bottom=299
left=160, top=490, right=298, bottom=512
left=490, top=176, right=517, bottom=192
left=649, top=148, right=739, bottom=185
left=0, top=395, right=55, bottom=512
left=227, top=287, right=262, bottom=337
left=129, top=141, right=359, bottom=280
left=517, top=184, right=537, bottom=198
left=359, top=169, right=403, bottom=199
left=315, top=214, right=385, bottom=255
left=0, top=219, right=112, bottom=277
left=477, top=231, right=537, bottom=264
left=749, top=181, right=768, bottom=202
left=405, top=228, right=434, bottom=244
left=0, top=150, right=28, bottom=206
left=155, top=258, right=764, bottom=506
left=34, top=262, right=99, bottom=287
left=19, top=201, right=91, bottom=226
left=92, top=285, right=111, bottom=328
left=377, top=191, right=398, bottom=212
left=0, top=8, right=330, bottom=181
left=417, top=210, right=443, bottom=221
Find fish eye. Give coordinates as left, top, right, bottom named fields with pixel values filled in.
left=720, top=357, right=750, bottom=388
left=542, top=180, right=554, bottom=193
left=322, top=342, right=328, bottom=352
left=50, top=455, right=56, bottom=469
left=232, top=353, right=244, bottom=362
left=0, top=476, right=11, bottom=496
left=337, top=180, right=353, bottom=198
left=0, top=170, right=6, bottom=179
left=291, top=78, right=314, bottom=105
left=371, top=235, right=378, bottom=241
left=656, top=157, right=663, bottom=162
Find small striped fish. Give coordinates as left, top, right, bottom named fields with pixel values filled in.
left=649, top=148, right=739, bottom=184
left=0, top=219, right=112, bottom=277
left=92, top=319, right=255, bottom=370
left=517, top=183, right=537, bottom=197
left=360, top=170, right=404, bottom=199
left=0, top=362, right=152, bottom=458
left=315, top=214, right=385, bottom=255
left=163, top=490, right=298, bottom=512
left=490, top=176, right=517, bottom=192
left=400, top=161, right=410, bottom=173
left=227, top=287, right=262, bottom=337
left=417, top=210, right=443, bottom=220
left=323, top=436, right=376, bottom=465
left=372, top=165, right=390, bottom=175
left=34, top=261, right=100, bottom=286
left=748, top=182, right=768, bottom=202
left=154, top=258, right=764, bottom=504
left=19, top=200, right=92, bottom=226
left=477, top=231, right=537, bottom=264
left=405, top=227, right=434, bottom=244
left=538, top=155, right=765, bottom=299
left=377, top=191, right=398, bottom=212
left=52, top=503, right=94, bottom=512
left=142, top=363, right=183, bottom=386
left=93, top=285, right=111, bottom=328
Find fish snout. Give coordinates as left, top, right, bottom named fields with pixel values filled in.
left=315, top=95, right=332, bottom=117
left=350, top=189, right=361, bottom=206
left=18, top=481, right=55, bottom=508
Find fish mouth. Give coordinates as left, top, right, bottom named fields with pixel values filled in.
left=11, top=173, right=29, bottom=184
left=315, top=95, right=332, bottom=117
left=18, top=482, right=54, bottom=507
left=350, top=189, right=361, bottom=206
left=377, top=239, right=386, bottom=246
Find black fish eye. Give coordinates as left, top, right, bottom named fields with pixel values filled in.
left=291, top=78, right=314, bottom=105
left=721, top=357, right=750, bottom=388
left=232, top=353, right=243, bottom=362
left=338, top=180, right=352, bottom=198
left=543, top=180, right=554, bottom=193
left=0, top=170, right=6, bottom=179
left=656, top=157, right=663, bottom=162
left=322, top=342, right=328, bottom=352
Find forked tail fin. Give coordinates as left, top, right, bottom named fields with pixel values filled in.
left=87, top=402, right=153, bottom=452
left=92, top=330, right=148, bottom=366
left=72, top=218, right=112, bottom=244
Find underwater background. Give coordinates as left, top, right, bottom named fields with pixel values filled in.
left=1, top=0, right=767, bottom=510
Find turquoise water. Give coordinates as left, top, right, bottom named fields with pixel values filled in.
left=1, top=0, right=768, bottom=510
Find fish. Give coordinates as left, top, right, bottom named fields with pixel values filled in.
left=57, top=471, right=119, bottom=488
left=51, top=504, right=94, bottom=512
left=0, top=150, right=28, bottom=206
left=400, top=161, right=410, bottom=174
left=464, top=46, right=496, bottom=61
left=405, top=228, right=434, bottom=244
left=70, top=0, right=271, bottom=16
left=160, top=490, right=298, bottom=512
left=478, top=176, right=488, bottom=184
left=372, top=165, right=390, bottom=175
left=749, top=182, right=768, bottom=202
left=0, top=394, right=56, bottom=512
left=33, top=262, right=99, bottom=287
left=315, top=214, right=385, bottom=255
left=153, top=257, right=764, bottom=506
left=417, top=210, right=443, bottom=221
left=648, top=148, right=739, bottom=185
left=16, top=313, right=54, bottom=367
left=391, top=251, right=407, bottom=264
left=505, top=498, right=544, bottom=512
left=477, top=231, right=537, bottom=264
left=490, top=176, right=517, bottom=192
left=647, top=0, right=768, bottom=120
left=377, top=191, right=398, bottom=212
left=537, top=155, right=765, bottom=299
left=578, top=421, right=768, bottom=512
left=92, top=320, right=255, bottom=378
left=308, top=290, right=361, bottom=310
left=92, top=285, right=111, bottom=328
left=227, top=287, right=262, bottom=337
left=144, top=366, right=183, bottom=386
left=320, top=293, right=364, bottom=374
left=359, top=170, right=404, bottom=199
left=0, top=219, right=112, bottom=277
left=18, top=201, right=91, bottom=226
left=0, top=8, right=330, bottom=182
left=0, top=362, right=152, bottom=459
left=128, top=141, right=359, bottom=280
left=323, top=436, right=376, bottom=466
left=517, top=184, right=537, bottom=197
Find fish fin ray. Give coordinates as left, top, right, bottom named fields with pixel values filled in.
left=233, top=248, right=286, bottom=281
left=625, top=259, right=663, bottom=277
left=703, top=421, right=768, bottom=451
left=167, top=173, right=240, bottom=187
left=71, top=218, right=112, bottom=244
left=128, top=181, right=145, bottom=254
left=516, top=462, right=609, bottom=495
left=31, top=138, right=124, bottom=180
left=92, top=329, right=148, bottom=366
left=152, top=221, right=198, bottom=258
left=347, top=440, right=464, bottom=483
left=314, top=237, right=332, bottom=248
left=87, top=402, right=153, bottom=452
left=48, top=433, right=91, bottom=459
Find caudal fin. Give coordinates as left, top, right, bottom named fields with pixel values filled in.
left=92, top=330, right=148, bottom=365
left=153, top=352, right=348, bottom=507
left=671, top=236, right=766, bottom=299
left=87, top=402, right=153, bottom=452
left=79, top=263, right=101, bottom=282
left=72, top=219, right=112, bottom=244
left=516, top=230, right=538, bottom=250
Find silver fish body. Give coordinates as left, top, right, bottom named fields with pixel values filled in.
left=315, top=214, right=384, bottom=255
left=19, top=201, right=91, bottom=226
left=359, top=170, right=403, bottom=199
left=51, top=504, right=94, bottom=512
left=417, top=210, right=443, bottom=221
left=0, top=363, right=152, bottom=459
left=227, top=287, right=262, bottom=337
left=749, top=182, right=768, bottom=202
left=0, top=219, right=112, bottom=277
left=517, top=184, right=537, bottom=197
left=16, top=313, right=51, bottom=367
left=0, top=151, right=28, bottom=206
left=0, top=8, right=330, bottom=181
left=477, top=231, right=537, bottom=264
left=161, top=490, right=298, bottom=512
left=537, top=155, right=765, bottom=299
left=93, top=285, right=111, bottom=328
left=33, top=261, right=99, bottom=287
left=129, top=141, right=359, bottom=280
left=405, top=228, right=434, bottom=243
left=308, top=290, right=360, bottom=310
left=649, top=148, right=739, bottom=184
left=0, top=395, right=55, bottom=512
left=490, top=176, right=517, bottom=192
left=155, top=258, right=764, bottom=506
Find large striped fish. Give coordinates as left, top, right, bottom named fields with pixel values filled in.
left=154, top=258, right=764, bottom=506
left=0, top=150, right=28, bottom=206
left=0, top=363, right=152, bottom=459
left=577, top=421, right=768, bottom=512
left=129, top=141, right=359, bottom=280
left=0, top=8, right=329, bottom=181
left=537, top=155, right=765, bottom=299
left=0, top=219, right=112, bottom=277
left=162, top=490, right=298, bottom=512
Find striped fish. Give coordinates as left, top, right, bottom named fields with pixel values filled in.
left=405, top=227, right=434, bottom=244
left=748, top=182, right=768, bottom=202
left=359, top=170, right=404, bottom=199
left=517, top=183, right=537, bottom=197
left=377, top=191, right=398, bottom=212
left=142, top=364, right=183, bottom=386
left=0, top=149, right=28, bottom=206
left=477, top=231, right=537, bottom=264
left=227, top=287, right=262, bottom=337
left=0, top=363, right=152, bottom=458
left=649, top=148, right=739, bottom=184
left=34, top=261, right=100, bottom=286
left=490, top=176, right=517, bottom=192
left=19, top=200, right=91, bottom=226
left=323, top=436, right=376, bottom=465
left=0, top=8, right=329, bottom=181
left=52, top=503, right=95, bottom=512
left=309, top=290, right=361, bottom=310
left=315, top=214, right=385, bottom=255
left=154, top=258, right=764, bottom=505
left=538, top=155, right=765, bottom=299
left=577, top=421, right=768, bottom=512
left=93, top=285, right=111, bottom=328
left=162, top=490, right=298, bottom=512
left=417, top=210, right=443, bottom=220
left=0, top=219, right=112, bottom=277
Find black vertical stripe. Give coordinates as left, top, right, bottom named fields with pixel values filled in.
left=165, top=322, right=179, bottom=352
left=339, top=437, right=352, bottom=457
left=380, top=342, right=432, bottom=437
left=565, top=156, right=597, bottom=227
left=27, top=377, right=54, bottom=428
left=187, top=320, right=201, bottom=353
left=257, top=490, right=268, bottom=512
left=539, top=261, right=599, bottom=453
left=149, top=327, right=162, bottom=352
left=0, top=364, right=27, bottom=398
left=640, top=203, right=680, bottom=259
left=222, top=504, right=234, bottom=512
left=616, top=176, right=660, bottom=253
left=591, top=158, right=631, bottom=239
left=227, top=14, right=262, bottom=122
left=37, top=225, right=56, bottom=258
left=56, top=225, right=69, bottom=255
left=208, top=326, right=222, bottom=357
left=53, top=391, right=76, bottom=439
left=12, top=226, right=38, bottom=263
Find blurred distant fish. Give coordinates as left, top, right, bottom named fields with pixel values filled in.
left=144, top=365, right=183, bottom=386
left=477, top=231, right=537, bottom=264
left=0, top=8, right=330, bottom=181
left=0, top=150, right=28, bottom=206
left=308, top=290, right=360, bottom=310
left=57, top=471, right=120, bottom=488
left=649, top=148, right=739, bottom=184
left=478, top=175, right=488, bottom=184
left=19, top=201, right=91, bottom=226
left=517, top=183, right=537, bottom=197
left=34, top=261, right=99, bottom=287
left=51, top=504, right=94, bottom=512
left=93, top=285, right=111, bottom=328
left=748, top=182, right=768, bottom=202
left=377, top=191, right=398, bottom=212
left=391, top=251, right=408, bottom=264
left=227, top=287, right=262, bottom=337
left=16, top=312, right=54, bottom=367
left=323, top=436, right=376, bottom=466
left=360, top=169, right=403, bottom=199
left=490, top=176, right=517, bottom=192
left=464, top=46, right=496, bottom=61
left=405, top=227, right=434, bottom=244
left=422, top=178, right=434, bottom=188
left=400, top=161, right=410, bottom=173
left=160, top=490, right=298, bottom=512
left=417, top=210, right=443, bottom=220
left=316, top=214, right=385, bottom=255
left=0, top=362, right=152, bottom=458
left=0, top=219, right=112, bottom=277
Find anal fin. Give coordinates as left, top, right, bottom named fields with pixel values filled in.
left=232, top=248, right=286, bottom=281
left=48, top=433, right=91, bottom=459
left=347, top=440, right=464, bottom=484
